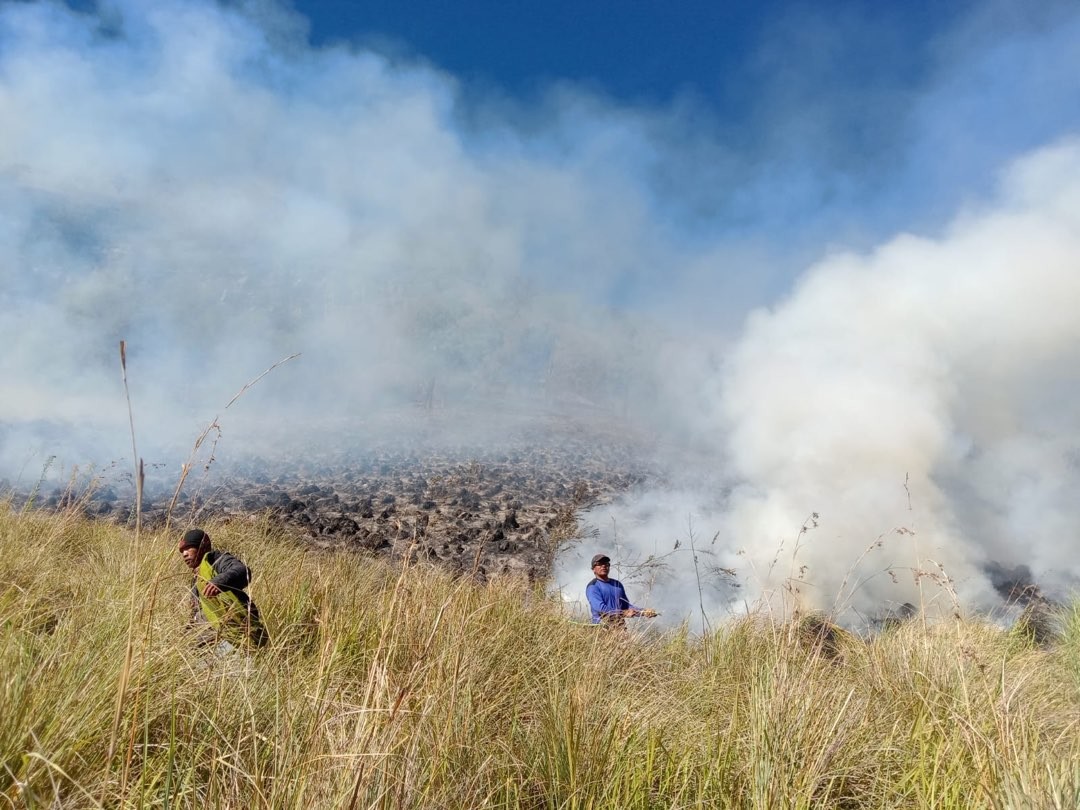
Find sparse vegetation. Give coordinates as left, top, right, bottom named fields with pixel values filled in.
left=2, top=504, right=1079, bottom=808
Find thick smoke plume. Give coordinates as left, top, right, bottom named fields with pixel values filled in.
left=0, top=0, right=689, bottom=472
left=560, top=142, right=1080, bottom=625
left=3, top=0, right=1080, bottom=627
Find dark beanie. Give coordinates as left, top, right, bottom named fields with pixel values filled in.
left=179, top=528, right=210, bottom=550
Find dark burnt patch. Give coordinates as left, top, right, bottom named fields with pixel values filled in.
left=985, top=562, right=1044, bottom=605
left=17, top=436, right=657, bottom=585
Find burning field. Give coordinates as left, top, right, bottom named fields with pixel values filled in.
left=7, top=415, right=661, bottom=588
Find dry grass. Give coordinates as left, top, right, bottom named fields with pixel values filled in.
left=2, top=504, right=1079, bottom=808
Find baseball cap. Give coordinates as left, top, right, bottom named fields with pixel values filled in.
left=590, top=554, right=611, bottom=567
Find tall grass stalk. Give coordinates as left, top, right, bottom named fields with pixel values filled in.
left=103, top=341, right=145, bottom=806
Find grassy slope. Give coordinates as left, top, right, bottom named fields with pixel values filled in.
left=2, top=506, right=1080, bottom=809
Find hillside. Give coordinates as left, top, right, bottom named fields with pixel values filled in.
left=3, top=506, right=1079, bottom=808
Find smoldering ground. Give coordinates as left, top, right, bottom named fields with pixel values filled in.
left=3, top=0, right=1080, bottom=627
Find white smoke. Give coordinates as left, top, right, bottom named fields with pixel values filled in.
left=562, top=141, right=1080, bottom=625
left=0, top=0, right=691, bottom=475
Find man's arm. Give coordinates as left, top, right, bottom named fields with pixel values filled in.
left=586, top=582, right=606, bottom=622
left=616, top=582, right=641, bottom=615
left=621, top=599, right=657, bottom=618
left=208, top=552, right=251, bottom=592
left=616, top=583, right=657, bottom=617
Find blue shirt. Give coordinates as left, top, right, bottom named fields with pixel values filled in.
left=585, top=577, right=639, bottom=624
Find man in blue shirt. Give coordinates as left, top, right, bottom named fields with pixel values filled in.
left=585, top=553, right=656, bottom=625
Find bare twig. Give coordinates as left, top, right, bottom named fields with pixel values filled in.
left=223, top=352, right=301, bottom=411
left=165, top=353, right=301, bottom=525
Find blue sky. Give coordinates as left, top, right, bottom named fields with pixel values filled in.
left=300, top=0, right=800, bottom=104
left=285, top=0, right=1079, bottom=262
left=295, top=0, right=953, bottom=107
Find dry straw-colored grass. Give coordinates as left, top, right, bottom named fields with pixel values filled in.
left=2, top=504, right=1080, bottom=809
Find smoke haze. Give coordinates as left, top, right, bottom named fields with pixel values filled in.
left=3, top=0, right=1079, bottom=625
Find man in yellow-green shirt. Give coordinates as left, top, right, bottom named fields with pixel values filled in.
left=178, top=528, right=269, bottom=648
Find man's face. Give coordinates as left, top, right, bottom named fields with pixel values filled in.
left=592, top=561, right=611, bottom=580
left=180, top=544, right=203, bottom=569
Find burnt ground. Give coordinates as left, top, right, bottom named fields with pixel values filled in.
left=8, top=413, right=1063, bottom=636
left=11, top=426, right=662, bottom=584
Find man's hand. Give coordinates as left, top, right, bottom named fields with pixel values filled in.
left=203, top=582, right=221, bottom=598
